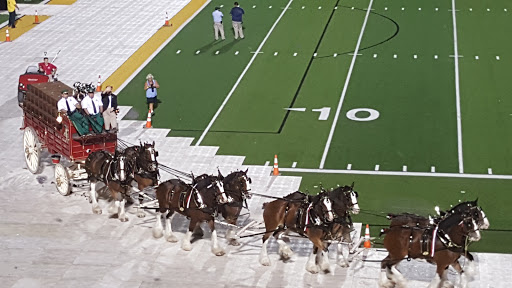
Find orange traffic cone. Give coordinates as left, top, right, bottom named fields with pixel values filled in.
left=273, top=155, right=279, bottom=175
left=5, top=29, right=10, bottom=42
left=96, top=75, right=102, bottom=92
left=144, top=110, right=152, bottom=128
left=363, top=224, right=371, bottom=248
left=164, top=12, right=170, bottom=26
left=34, top=10, right=40, bottom=24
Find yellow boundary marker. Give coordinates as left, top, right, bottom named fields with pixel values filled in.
left=1, top=15, right=50, bottom=42
left=103, top=0, right=208, bottom=90
left=48, top=0, right=77, bottom=5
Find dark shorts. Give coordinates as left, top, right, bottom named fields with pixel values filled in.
left=146, top=97, right=158, bottom=104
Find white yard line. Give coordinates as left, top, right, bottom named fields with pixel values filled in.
left=279, top=167, right=512, bottom=180
left=452, top=0, right=464, bottom=173
left=196, top=0, right=294, bottom=146
left=319, top=0, right=374, bottom=168
left=115, top=0, right=212, bottom=94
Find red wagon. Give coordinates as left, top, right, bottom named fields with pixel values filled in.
left=21, top=81, right=117, bottom=195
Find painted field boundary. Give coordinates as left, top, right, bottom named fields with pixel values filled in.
left=280, top=167, right=512, bottom=180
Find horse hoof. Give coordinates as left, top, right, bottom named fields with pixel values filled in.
left=93, top=207, right=102, bottom=214
left=338, top=261, right=349, bottom=268
left=152, top=228, right=163, bottom=239
left=181, top=243, right=192, bottom=251
left=280, top=249, right=293, bottom=260
left=213, top=249, right=225, bottom=256
left=120, top=216, right=129, bottom=222
left=229, top=240, right=241, bottom=246
left=259, top=257, right=271, bottom=266
left=166, top=235, right=179, bottom=243
left=306, top=265, right=319, bottom=274
left=137, top=212, right=146, bottom=218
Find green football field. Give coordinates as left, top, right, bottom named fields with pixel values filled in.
left=119, top=0, right=512, bottom=252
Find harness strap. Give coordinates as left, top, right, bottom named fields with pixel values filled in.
left=431, top=226, right=438, bottom=257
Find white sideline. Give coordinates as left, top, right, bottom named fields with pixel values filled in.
left=115, top=0, right=212, bottom=95
left=319, top=0, right=374, bottom=168
left=196, top=0, right=294, bottom=145
left=279, top=167, right=512, bottom=180
left=452, top=0, right=464, bottom=173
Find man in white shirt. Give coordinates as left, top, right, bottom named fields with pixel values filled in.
left=57, top=89, right=91, bottom=136
left=212, top=7, right=225, bottom=40
left=81, top=88, right=105, bottom=134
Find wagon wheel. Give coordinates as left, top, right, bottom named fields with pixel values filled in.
left=54, top=163, right=71, bottom=196
left=23, top=127, right=41, bottom=174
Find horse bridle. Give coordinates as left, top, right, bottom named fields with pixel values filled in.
left=238, top=174, right=252, bottom=200
left=316, top=194, right=334, bottom=223
left=207, top=179, right=230, bottom=204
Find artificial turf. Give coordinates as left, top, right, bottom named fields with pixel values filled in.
left=117, top=0, right=512, bottom=253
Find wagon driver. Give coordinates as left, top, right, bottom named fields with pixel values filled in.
left=38, top=57, right=57, bottom=81
left=81, top=88, right=105, bottom=134
left=57, top=90, right=90, bottom=136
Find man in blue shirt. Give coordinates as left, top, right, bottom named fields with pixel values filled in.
left=212, top=7, right=225, bottom=40
left=230, top=2, right=245, bottom=39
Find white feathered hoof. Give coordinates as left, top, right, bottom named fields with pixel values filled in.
left=137, top=211, right=146, bottom=218
left=166, top=234, right=179, bottom=243
left=152, top=227, right=163, bottom=238
left=379, top=271, right=394, bottom=288
left=279, top=245, right=293, bottom=260
left=181, top=241, right=192, bottom=251
left=212, top=247, right=225, bottom=256
left=119, top=215, right=129, bottom=222
left=92, top=205, right=102, bottom=215
left=320, top=263, right=331, bottom=274
left=228, top=239, right=241, bottom=246
left=378, top=280, right=395, bottom=288
left=464, top=261, right=476, bottom=278
left=440, top=280, right=454, bottom=288
left=338, top=259, right=350, bottom=268
left=259, top=255, right=271, bottom=266
left=306, top=263, right=319, bottom=274
left=108, top=205, right=118, bottom=214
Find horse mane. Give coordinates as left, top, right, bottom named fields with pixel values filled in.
left=223, top=171, right=241, bottom=183
left=448, top=200, right=477, bottom=215
left=438, top=209, right=466, bottom=230
left=284, top=191, right=309, bottom=201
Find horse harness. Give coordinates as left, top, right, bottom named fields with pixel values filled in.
left=402, top=222, right=467, bottom=260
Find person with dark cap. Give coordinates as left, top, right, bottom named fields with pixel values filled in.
left=57, top=89, right=90, bottom=136
left=81, top=88, right=105, bottom=134
left=212, top=6, right=225, bottom=40
left=230, top=2, right=245, bottom=39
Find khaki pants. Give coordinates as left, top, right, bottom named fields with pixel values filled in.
left=232, top=21, right=244, bottom=39
left=214, top=22, right=225, bottom=40
left=102, top=108, right=118, bottom=130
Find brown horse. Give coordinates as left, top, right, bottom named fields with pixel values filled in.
left=122, top=142, right=159, bottom=218
left=84, top=150, right=136, bottom=221
left=259, top=191, right=335, bottom=273
left=217, top=169, right=252, bottom=246
left=152, top=174, right=229, bottom=256
left=384, top=199, right=489, bottom=280
left=379, top=208, right=481, bottom=288
left=315, top=184, right=361, bottom=269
